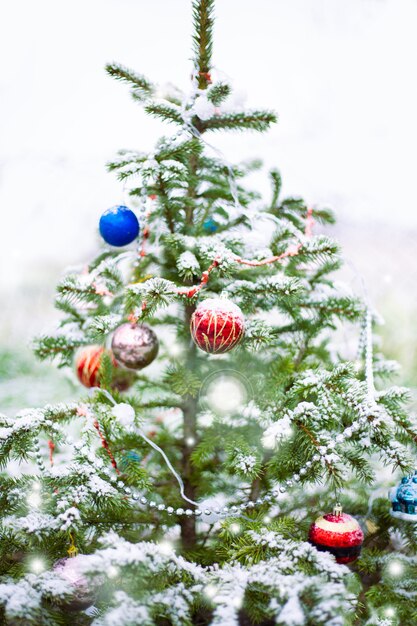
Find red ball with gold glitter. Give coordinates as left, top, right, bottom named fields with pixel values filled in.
left=75, top=345, right=134, bottom=391
left=190, top=298, right=245, bottom=354
left=308, top=504, right=364, bottom=564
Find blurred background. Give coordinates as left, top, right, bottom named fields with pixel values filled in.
left=1, top=0, right=416, bottom=411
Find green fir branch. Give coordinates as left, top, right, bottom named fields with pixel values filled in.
left=192, top=0, right=215, bottom=88
left=105, top=63, right=154, bottom=100
left=144, top=102, right=183, bottom=125
left=33, top=334, right=86, bottom=366
left=164, top=364, right=202, bottom=398
left=207, top=82, right=231, bottom=105
left=201, top=110, right=277, bottom=132
left=269, top=168, right=282, bottom=208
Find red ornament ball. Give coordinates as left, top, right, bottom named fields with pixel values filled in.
left=190, top=298, right=245, bottom=354
left=308, top=507, right=364, bottom=564
left=75, top=345, right=134, bottom=391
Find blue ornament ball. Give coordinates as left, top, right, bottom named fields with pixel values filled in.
left=203, top=218, right=218, bottom=233
left=119, top=450, right=142, bottom=472
left=99, top=205, right=140, bottom=247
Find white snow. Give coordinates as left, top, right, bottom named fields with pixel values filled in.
left=112, top=403, right=136, bottom=430
left=262, top=415, right=293, bottom=448
left=192, top=94, right=216, bottom=121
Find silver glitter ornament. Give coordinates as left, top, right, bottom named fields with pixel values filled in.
left=111, top=323, right=159, bottom=370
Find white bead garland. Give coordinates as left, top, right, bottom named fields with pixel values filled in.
left=111, top=404, right=374, bottom=520
left=28, top=305, right=379, bottom=522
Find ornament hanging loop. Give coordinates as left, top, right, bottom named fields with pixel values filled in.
left=333, top=502, right=343, bottom=517
left=67, top=532, right=78, bottom=558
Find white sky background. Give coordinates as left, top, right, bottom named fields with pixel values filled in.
left=1, top=0, right=417, bottom=297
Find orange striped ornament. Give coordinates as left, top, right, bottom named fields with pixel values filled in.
left=75, top=346, right=116, bottom=388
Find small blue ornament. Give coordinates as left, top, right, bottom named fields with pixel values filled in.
left=119, top=450, right=142, bottom=472
left=99, top=205, right=140, bottom=247
left=203, top=218, right=218, bottom=233
left=390, top=472, right=417, bottom=521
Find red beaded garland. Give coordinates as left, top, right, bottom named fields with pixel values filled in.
left=308, top=509, right=364, bottom=564
left=190, top=298, right=245, bottom=354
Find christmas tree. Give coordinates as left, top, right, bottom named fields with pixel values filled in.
left=1, top=1, right=417, bottom=624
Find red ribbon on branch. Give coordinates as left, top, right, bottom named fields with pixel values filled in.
left=128, top=207, right=314, bottom=317
left=179, top=207, right=315, bottom=295
left=177, top=258, right=220, bottom=298
left=198, top=71, right=212, bottom=83
left=48, top=439, right=55, bottom=467
left=93, top=419, right=121, bottom=475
